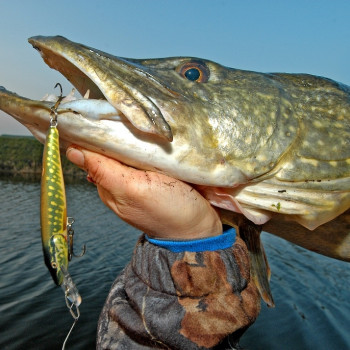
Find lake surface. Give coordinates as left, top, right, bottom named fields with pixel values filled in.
left=0, top=177, right=349, bottom=350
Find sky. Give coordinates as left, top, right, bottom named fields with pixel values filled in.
left=0, top=0, right=349, bottom=135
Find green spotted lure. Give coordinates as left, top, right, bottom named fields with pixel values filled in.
left=40, top=83, right=85, bottom=348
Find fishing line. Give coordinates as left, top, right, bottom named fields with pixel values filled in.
left=62, top=294, right=80, bottom=350
left=227, top=335, right=237, bottom=350
left=62, top=318, right=78, bottom=350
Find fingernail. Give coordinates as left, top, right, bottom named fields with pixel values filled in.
left=66, top=147, right=85, bottom=168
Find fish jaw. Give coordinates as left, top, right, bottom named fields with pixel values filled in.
left=28, top=35, right=175, bottom=141
left=0, top=87, right=246, bottom=186
left=0, top=87, right=50, bottom=140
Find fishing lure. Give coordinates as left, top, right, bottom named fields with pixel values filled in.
left=40, top=83, right=85, bottom=348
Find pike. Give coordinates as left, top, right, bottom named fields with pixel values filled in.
left=1, top=36, right=349, bottom=307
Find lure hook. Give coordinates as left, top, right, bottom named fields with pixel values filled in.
left=50, top=83, right=64, bottom=126
left=54, top=82, right=63, bottom=97
left=67, top=217, right=87, bottom=261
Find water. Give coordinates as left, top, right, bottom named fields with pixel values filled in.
left=0, top=178, right=349, bottom=350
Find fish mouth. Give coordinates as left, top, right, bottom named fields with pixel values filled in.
left=28, top=35, right=173, bottom=141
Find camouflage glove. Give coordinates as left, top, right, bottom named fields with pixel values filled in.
left=97, top=228, right=260, bottom=349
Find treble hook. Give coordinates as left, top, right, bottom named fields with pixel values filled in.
left=67, top=217, right=86, bottom=261
left=50, top=83, right=64, bottom=126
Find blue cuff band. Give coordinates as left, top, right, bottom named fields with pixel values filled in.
left=145, top=227, right=236, bottom=253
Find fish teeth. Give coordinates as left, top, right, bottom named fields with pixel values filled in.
left=83, top=89, right=90, bottom=99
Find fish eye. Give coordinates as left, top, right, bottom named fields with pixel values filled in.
left=177, top=61, right=210, bottom=83
left=185, top=68, right=200, bottom=81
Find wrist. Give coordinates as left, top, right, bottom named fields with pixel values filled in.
left=146, top=210, right=223, bottom=240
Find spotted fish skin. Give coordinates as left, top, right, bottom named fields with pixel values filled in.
left=40, top=125, right=68, bottom=286
left=0, top=36, right=349, bottom=262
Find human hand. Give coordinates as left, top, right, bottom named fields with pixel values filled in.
left=66, top=147, right=222, bottom=240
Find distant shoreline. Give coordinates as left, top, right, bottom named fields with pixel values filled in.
left=0, top=135, right=85, bottom=178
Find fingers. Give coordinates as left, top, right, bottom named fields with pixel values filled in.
left=67, top=146, right=130, bottom=192
left=66, top=146, right=145, bottom=221
left=66, top=146, right=181, bottom=196
left=66, top=146, right=174, bottom=213
left=66, top=146, right=223, bottom=239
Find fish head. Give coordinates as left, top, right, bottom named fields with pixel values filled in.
left=1, top=35, right=300, bottom=186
